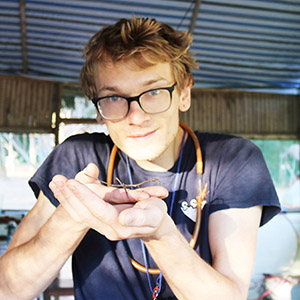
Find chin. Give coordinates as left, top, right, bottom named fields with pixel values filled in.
left=126, top=148, right=161, bottom=162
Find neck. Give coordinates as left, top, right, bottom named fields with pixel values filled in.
left=135, top=127, right=185, bottom=172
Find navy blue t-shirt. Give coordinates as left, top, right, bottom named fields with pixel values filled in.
left=29, top=131, right=280, bottom=300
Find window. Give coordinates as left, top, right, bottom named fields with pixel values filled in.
left=252, top=140, right=300, bottom=211
left=0, top=132, right=55, bottom=211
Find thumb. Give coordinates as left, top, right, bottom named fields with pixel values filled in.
left=75, top=163, right=100, bottom=184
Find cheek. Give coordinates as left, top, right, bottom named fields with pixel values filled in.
left=105, top=123, right=123, bottom=143
left=165, top=104, right=180, bottom=126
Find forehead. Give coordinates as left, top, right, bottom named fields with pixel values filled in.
left=95, top=60, right=174, bottom=94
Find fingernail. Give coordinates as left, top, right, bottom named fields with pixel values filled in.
left=67, top=183, right=76, bottom=191
left=55, top=181, right=64, bottom=188
left=138, top=193, right=149, bottom=200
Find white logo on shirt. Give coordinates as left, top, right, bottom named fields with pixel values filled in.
left=181, top=199, right=197, bottom=222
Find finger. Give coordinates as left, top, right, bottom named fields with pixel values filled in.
left=51, top=178, right=113, bottom=231
left=104, top=188, right=150, bottom=203
left=113, top=203, right=135, bottom=213
left=66, top=179, right=119, bottom=225
left=75, top=163, right=100, bottom=184
left=118, top=198, right=167, bottom=228
left=65, top=182, right=142, bottom=241
left=138, top=186, right=169, bottom=199
left=50, top=177, right=142, bottom=240
left=49, top=180, right=83, bottom=223
left=51, top=174, right=69, bottom=184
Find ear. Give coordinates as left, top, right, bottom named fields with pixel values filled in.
left=179, top=84, right=192, bottom=112
left=96, top=111, right=105, bottom=124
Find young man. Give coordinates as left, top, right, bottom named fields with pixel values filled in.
left=0, top=16, right=280, bottom=299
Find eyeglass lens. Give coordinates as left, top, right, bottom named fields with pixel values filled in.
left=97, top=88, right=172, bottom=120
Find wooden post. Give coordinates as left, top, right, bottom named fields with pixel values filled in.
left=52, top=83, right=62, bottom=145
left=19, top=0, right=28, bottom=74
left=189, top=0, right=202, bottom=35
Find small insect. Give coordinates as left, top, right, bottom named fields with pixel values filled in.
left=84, top=173, right=161, bottom=195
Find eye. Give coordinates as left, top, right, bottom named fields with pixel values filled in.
left=148, top=89, right=160, bottom=96
left=108, top=96, right=122, bottom=102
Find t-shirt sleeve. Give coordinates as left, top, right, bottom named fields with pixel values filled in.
left=28, top=133, right=110, bottom=207
left=206, top=136, right=281, bottom=226
left=29, top=137, right=84, bottom=207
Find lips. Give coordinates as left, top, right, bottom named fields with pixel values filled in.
left=128, top=129, right=157, bottom=140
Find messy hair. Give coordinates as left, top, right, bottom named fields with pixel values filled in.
left=80, top=15, right=198, bottom=99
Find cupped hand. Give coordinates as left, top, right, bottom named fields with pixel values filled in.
left=49, top=163, right=169, bottom=241
left=75, top=163, right=168, bottom=212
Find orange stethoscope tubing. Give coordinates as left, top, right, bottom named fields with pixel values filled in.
left=106, top=122, right=206, bottom=275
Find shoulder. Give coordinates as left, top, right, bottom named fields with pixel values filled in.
left=195, top=131, right=254, bottom=146
left=29, top=132, right=113, bottom=207
left=195, top=131, right=260, bottom=161
left=62, top=132, right=112, bottom=145
left=57, top=132, right=113, bottom=154
left=194, top=131, right=265, bottom=181
left=52, top=131, right=114, bottom=172
left=194, top=132, right=281, bottom=225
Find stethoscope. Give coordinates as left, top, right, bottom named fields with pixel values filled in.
left=106, top=122, right=207, bottom=274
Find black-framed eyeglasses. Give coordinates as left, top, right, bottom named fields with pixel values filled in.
left=92, top=82, right=177, bottom=121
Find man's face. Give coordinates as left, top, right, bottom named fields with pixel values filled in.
left=95, top=60, right=191, bottom=168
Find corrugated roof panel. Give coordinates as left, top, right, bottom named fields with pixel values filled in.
left=193, top=35, right=300, bottom=51
left=0, top=0, right=299, bottom=93
left=205, top=0, right=300, bottom=13
left=192, top=0, right=300, bottom=91
left=195, top=27, right=300, bottom=43
left=0, top=0, right=22, bottom=74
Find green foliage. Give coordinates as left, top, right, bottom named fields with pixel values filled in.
left=252, top=140, right=299, bottom=188
left=62, top=96, right=76, bottom=109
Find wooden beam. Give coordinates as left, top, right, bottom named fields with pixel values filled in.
left=59, top=118, right=97, bottom=124
left=19, top=0, right=28, bottom=74
left=189, top=0, right=202, bottom=35
left=53, top=83, right=62, bottom=145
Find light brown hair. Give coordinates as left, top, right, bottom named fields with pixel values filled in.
left=80, top=15, right=198, bottom=99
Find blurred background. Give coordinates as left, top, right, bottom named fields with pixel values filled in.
left=0, top=1, right=299, bottom=299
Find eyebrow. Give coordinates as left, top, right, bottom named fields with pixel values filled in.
left=98, top=77, right=169, bottom=95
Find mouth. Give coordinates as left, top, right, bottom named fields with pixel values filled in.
left=128, top=129, right=157, bottom=141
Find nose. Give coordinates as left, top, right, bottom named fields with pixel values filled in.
left=126, top=100, right=150, bottom=124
